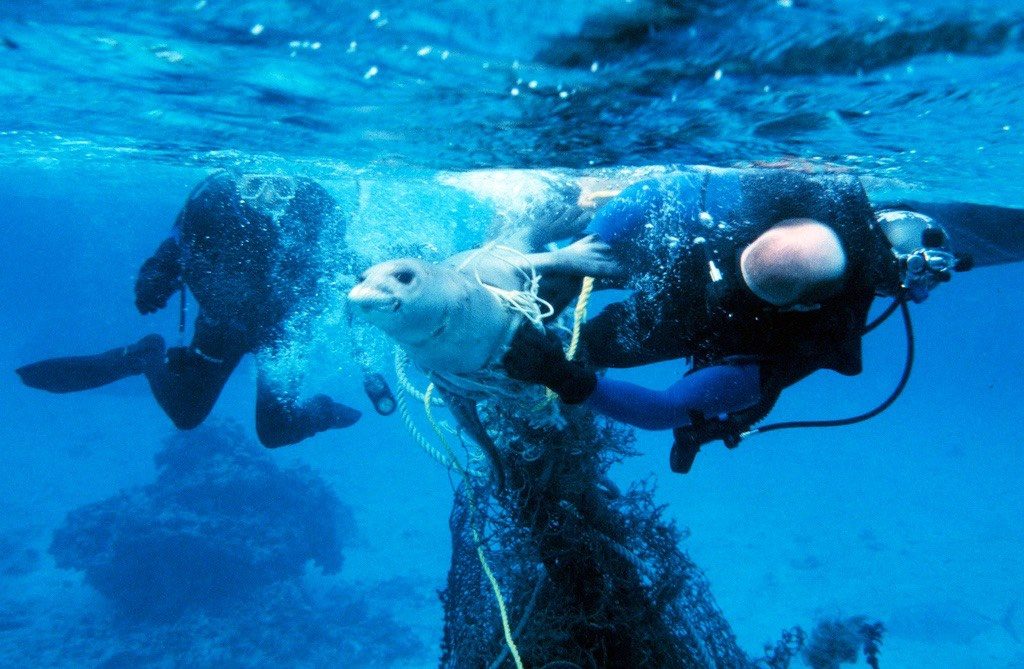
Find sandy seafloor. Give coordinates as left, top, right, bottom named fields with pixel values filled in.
left=0, top=162, right=1021, bottom=668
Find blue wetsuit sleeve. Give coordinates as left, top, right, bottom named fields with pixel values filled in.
left=585, top=362, right=762, bottom=431
left=587, top=179, right=664, bottom=244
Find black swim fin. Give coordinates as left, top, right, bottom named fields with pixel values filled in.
left=16, top=334, right=165, bottom=393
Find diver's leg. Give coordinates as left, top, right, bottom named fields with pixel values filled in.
left=586, top=363, right=762, bottom=431
left=254, top=366, right=361, bottom=448
left=16, top=334, right=165, bottom=393
left=143, top=318, right=246, bottom=430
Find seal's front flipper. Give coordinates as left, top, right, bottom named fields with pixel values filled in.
left=16, top=334, right=165, bottom=393
left=362, top=371, right=396, bottom=416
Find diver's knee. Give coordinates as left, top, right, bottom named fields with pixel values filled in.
left=169, top=413, right=206, bottom=431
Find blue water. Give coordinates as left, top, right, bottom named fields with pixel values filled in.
left=1, top=1, right=1023, bottom=667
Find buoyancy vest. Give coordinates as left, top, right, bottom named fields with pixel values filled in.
left=595, top=167, right=901, bottom=389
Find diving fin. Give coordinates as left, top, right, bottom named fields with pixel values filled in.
left=16, top=334, right=165, bottom=393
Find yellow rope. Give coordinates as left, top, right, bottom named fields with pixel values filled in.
left=424, top=384, right=524, bottom=669
left=543, top=275, right=595, bottom=404
left=566, top=276, right=595, bottom=362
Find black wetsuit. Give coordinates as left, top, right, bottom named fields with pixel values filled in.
left=502, top=167, right=906, bottom=471
left=17, top=171, right=367, bottom=447
left=582, top=168, right=901, bottom=404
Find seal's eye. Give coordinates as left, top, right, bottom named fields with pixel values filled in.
left=395, top=270, right=415, bottom=285
left=355, top=273, right=366, bottom=283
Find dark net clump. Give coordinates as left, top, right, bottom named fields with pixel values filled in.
left=439, top=402, right=756, bottom=669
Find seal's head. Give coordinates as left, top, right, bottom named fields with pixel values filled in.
left=348, top=258, right=457, bottom=345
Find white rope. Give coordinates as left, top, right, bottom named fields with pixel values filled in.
left=460, top=242, right=555, bottom=330
left=393, top=347, right=455, bottom=469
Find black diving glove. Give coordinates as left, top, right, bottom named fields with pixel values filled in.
left=135, top=238, right=183, bottom=315
left=501, top=324, right=597, bottom=405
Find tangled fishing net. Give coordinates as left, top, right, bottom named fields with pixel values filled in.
left=438, top=398, right=754, bottom=669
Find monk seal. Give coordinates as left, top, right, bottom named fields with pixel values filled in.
left=348, top=238, right=620, bottom=375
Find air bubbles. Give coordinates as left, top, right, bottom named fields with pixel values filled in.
left=364, top=66, right=379, bottom=80
left=417, top=46, right=432, bottom=57
left=153, top=48, right=184, bottom=64
left=590, top=61, right=599, bottom=73
left=510, top=87, right=520, bottom=97
left=712, top=68, right=723, bottom=81
left=250, top=24, right=265, bottom=36
left=368, top=10, right=381, bottom=20
left=558, top=91, right=568, bottom=99
left=289, top=40, right=321, bottom=56
left=527, top=80, right=538, bottom=89
left=347, top=41, right=357, bottom=53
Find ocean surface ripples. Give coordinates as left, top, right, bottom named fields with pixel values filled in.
left=0, top=0, right=1022, bottom=196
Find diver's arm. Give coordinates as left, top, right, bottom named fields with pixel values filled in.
left=135, top=236, right=183, bottom=315
left=501, top=322, right=761, bottom=429
left=520, top=235, right=624, bottom=278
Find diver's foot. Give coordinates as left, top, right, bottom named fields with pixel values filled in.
left=328, top=400, right=362, bottom=429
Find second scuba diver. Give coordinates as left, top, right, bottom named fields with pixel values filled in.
left=16, top=171, right=396, bottom=448
left=501, top=165, right=1004, bottom=471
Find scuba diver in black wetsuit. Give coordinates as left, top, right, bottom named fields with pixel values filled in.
left=16, top=170, right=396, bottom=448
left=502, top=166, right=1003, bottom=472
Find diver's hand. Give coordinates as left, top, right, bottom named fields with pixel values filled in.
left=134, top=238, right=182, bottom=315
left=555, top=235, right=622, bottom=278
left=135, top=261, right=179, bottom=314
left=501, top=324, right=596, bottom=404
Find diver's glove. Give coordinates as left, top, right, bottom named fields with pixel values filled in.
left=501, top=324, right=597, bottom=404
left=135, top=238, right=183, bottom=315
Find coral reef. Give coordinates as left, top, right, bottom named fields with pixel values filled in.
left=31, top=422, right=427, bottom=667
left=802, top=616, right=885, bottom=669
left=51, top=421, right=351, bottom=621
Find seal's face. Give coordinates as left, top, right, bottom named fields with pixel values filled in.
left=348, top=258, right=453, bottom=345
